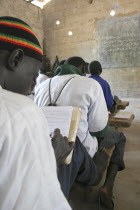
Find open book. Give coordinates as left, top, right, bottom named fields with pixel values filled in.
left=40, top=106, right=81, bottom=164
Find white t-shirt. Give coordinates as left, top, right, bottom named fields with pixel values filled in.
left=0, top=86, right=71, bottom=210
left=34, top=74, right=108, bottom=158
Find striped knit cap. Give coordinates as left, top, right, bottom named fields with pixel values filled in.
left=0, top=16, right=42, bottom=62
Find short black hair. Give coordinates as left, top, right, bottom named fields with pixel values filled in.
left=65, top=56, right=85, bottom=68
left=85, top=62, right=89, bottom=73
left=59, top=60, right=66, bottom=65
left=89, top=61, right=102, bottom=75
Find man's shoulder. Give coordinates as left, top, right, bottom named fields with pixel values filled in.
left=100, top=77, right=110, bottom=88
left=72, top=76, right=103, bottom=98
left=99, top=76, right=107, bottom=83
left=80, top=76, right=102, bottom=90
left=0, top=89, right=39, bottom=119
left=75, top=75, right=100, bottom=85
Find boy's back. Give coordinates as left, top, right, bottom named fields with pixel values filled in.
left=35, top=74, right=108, bottom=157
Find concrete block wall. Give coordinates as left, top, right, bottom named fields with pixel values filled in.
left=42, top=0, right=140, bottom=98
left=0, top=0, right=44, bottom=46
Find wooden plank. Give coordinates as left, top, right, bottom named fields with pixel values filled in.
left=109, top=113, right=135, bottom=128
left=113, top=111, right=132, bottom=120
left=117, top=101, right=129, bottom=110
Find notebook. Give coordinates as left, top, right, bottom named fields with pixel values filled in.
left=40, top=106, right=82, bottom=164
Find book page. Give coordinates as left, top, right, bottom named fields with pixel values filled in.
left=114, top=111, right=133, bottom=120
left=40, top=106, right=73, bottom=137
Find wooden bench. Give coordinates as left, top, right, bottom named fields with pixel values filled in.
left=109, top=112, right=135, bottom=129
left=117, top=101, right=129, bottom=110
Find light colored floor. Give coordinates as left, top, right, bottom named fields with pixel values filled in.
left=114, top=99, right=140, bottom=210
left=70, top=99, right=140, bottom=210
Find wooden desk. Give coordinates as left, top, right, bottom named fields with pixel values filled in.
left=117, top=101, right=129, bottom=110
left=109, top=113, right=135, bottom=128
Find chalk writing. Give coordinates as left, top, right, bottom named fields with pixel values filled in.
left=98, top=14, right=140, bottom=68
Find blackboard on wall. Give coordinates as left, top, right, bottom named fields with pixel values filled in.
left=98, top=14, right=140, bottom=69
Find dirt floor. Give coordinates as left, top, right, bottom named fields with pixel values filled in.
left=70, top=99, right=140, bottom=210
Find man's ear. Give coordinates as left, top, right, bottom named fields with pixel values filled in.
left=7, top=49, right=24, bottom=71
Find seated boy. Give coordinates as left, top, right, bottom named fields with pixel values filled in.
left=89, top=60, right=119, bottom=113
left=35, top=56, right=126, bottom=209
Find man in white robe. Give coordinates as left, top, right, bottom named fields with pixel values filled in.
left=35, top=56, right=126, bottom=209
left=0, top=87, right=71, bottom=210
left=35, top=64, right=108, bottom=158
left=0, top=16, right=72, bottom=210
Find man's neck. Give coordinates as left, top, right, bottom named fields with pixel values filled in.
left=55, top=64, right=84, bottom=76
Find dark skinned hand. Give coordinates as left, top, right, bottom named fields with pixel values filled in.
left=51, top=128, right=75, bottom=166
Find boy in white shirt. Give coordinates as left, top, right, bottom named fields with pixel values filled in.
left=35, top=56, right=126, bottom=209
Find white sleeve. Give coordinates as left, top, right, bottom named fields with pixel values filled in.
left=88, top=82, right=108, bottom=134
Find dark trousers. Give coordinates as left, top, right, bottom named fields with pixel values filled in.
left=58, top=137, right=97, bottom=198
left=98, top=128, right=126, bottom=171
left=58, top=129, right=126, bottom=198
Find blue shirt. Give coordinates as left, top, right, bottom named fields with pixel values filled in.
left=89, top=75, right=114, bottom=108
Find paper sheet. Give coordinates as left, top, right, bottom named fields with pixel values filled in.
left=40, top=106, right=73, bottom=137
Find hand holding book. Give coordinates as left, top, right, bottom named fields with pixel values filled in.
left=51, top=128, right=75, bottom=166
left=40, top=106, right=81, bottom=164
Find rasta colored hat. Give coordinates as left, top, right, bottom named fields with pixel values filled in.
left=0, top=16, right=42, bottom=62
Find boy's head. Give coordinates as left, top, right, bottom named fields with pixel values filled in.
left=0, top=16, right=43, bottom=95
left=89, top=61, right=102, bottom=76
left=65, top=56, right=86, bottom=74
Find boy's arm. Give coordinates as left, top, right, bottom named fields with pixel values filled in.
left=88, top=83, right=109, bottom=138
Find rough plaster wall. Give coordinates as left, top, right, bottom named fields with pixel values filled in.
left=0, top=0, right=44, bottom=46
left=43, top=0, right=140, bottom=98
